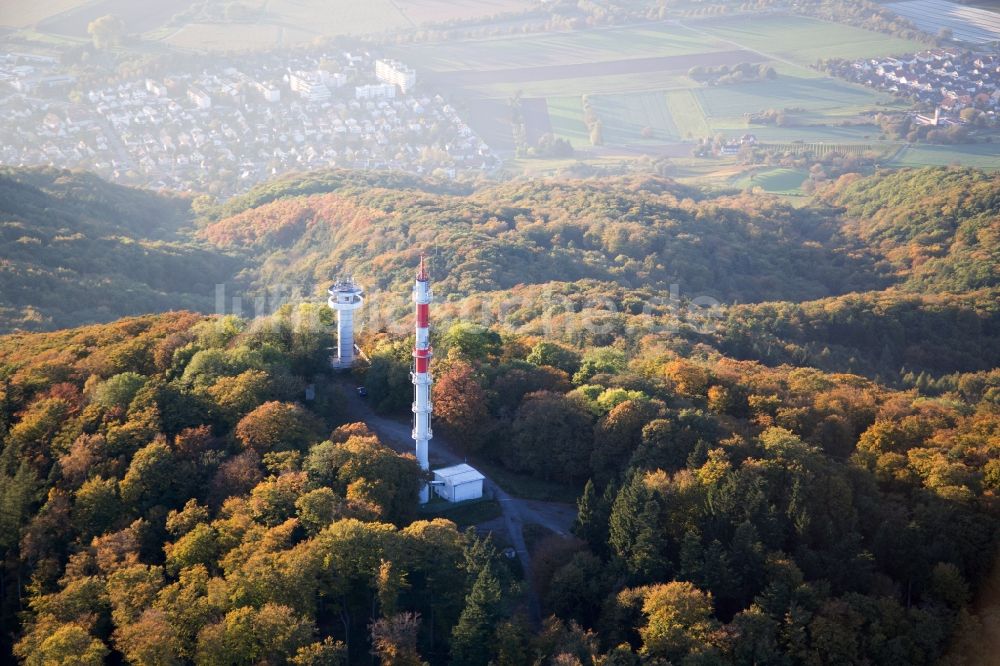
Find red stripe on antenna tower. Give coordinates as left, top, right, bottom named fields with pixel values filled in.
left=412, top=254, right=432, bottom=503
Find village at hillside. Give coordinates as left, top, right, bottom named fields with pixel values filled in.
left=0, top=50, right=497, bottom=197
left=829, top=48, right=1000, bottom=126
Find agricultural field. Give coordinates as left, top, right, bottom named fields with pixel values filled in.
left=420, top=51, right=757, bottom=91
left=398, top=23, right=728, bottom=71
left=394, top=0, right=538, bottom=26
left=732, top=167, right=809, bottom=194
left=889, top=143, right=1000, bottom=169
left=36, top=0, right=197, bottom=38
left=586, top=92, right=681, bottom=144
left=665, top=89, right=713, bottom=139
left=158, top=0, right=412, bottom=50
left=545, top=96, right=591, bottom=147
left=442, top=70, right=694, bottom=99
left=886, top=0, right=1000, bottom=43
left=520, top=97, right=553, bottom=144
left=724, top=143, right=1000, bottom=195
left=401, top=15, right=927, bottom=93
left=464, top=99, right=517, bottom=152
left=757, top=142, right=885, bottom=157
left=160, top=22, right=295, bottom=52
left=14, top=0, right=531, bottom=50
left=0, top=0, right=88, bottom=29
left=686, top=15, right=928, bottom=66
left=250, top=0, right=411, bottom=36
left=695, top=76, right=894, bottom=124
left=540, top=75, right=898, bottom=156
left=726, top=125, right=888, bottom=143
left=10, top=1, right=994, bottom=173
left=400, top=13, right=937, bottom=165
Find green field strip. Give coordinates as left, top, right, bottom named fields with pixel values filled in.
left=546, top=96, right=591, bottom=147
left=697, top=77, right=883, bottom=116
left=463, top=71, right=693, bottom=99
left=396, top=23, right=731, bottom=71
left=691, top=15, right=927, bottom=67
left=588, top=91, right=681, bottom=144
left=890, top=144, right=1000, bottom=170
left=665, top=89, right=712, bottom=139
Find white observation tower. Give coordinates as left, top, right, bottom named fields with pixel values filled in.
left=412, top=257, right=432, bottom=503
left=328, top=277, right=363, bottom=368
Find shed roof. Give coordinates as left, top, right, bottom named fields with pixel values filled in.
left=434, top=463, right=485, bottom=485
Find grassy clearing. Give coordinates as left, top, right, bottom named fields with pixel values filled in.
left=420, top=498, right=503, bottom=528
left=476, top=461, right=581, bottom=503
left=589, top=91, right=680, bottom=143
left=890, top=143, right=1000, bottom=169
left=691, top=15, right=928, bottom=65
left=522, top=523, right=559, bottom=554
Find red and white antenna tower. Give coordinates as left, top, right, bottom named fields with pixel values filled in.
left=412, top=255, right=432, bottom=503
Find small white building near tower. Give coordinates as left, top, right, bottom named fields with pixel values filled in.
left=433, top=464, right=485, bottom=503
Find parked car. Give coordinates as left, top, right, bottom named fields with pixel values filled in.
left=356, top=386, right=368, bottom=398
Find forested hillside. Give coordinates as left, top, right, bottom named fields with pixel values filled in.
left=5, top=164, right=996, bottom=386
left=196, top=166, right=998, bottom=384
left=1, top=164, right=999, bottom=663
left=821, top=168, right=999, bottom=293
left=200, top=173, right=889, bottom=304
left=0, top=309, right=483, bottom=663
left=1, top=304, right=998, bottom=663
left=0, top=168, right=240, bottom=332
left=717, top=289, right=1000, bottom=381
left=198, top=166, right=999, bottom=307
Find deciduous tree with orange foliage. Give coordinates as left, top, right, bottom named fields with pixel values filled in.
left=434, top=361, right=490, bottom=453
left=235, top=401, right=325, bottom=455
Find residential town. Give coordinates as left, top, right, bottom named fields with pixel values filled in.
left=830, top=48, right=1000, bottom=124
left=0, top=50, right=497, bottom=196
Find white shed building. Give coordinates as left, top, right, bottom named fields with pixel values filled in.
left=432, top=464, right=485, bottom=503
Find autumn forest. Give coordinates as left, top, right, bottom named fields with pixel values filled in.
left=0, top=164, right=998, bottom=665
